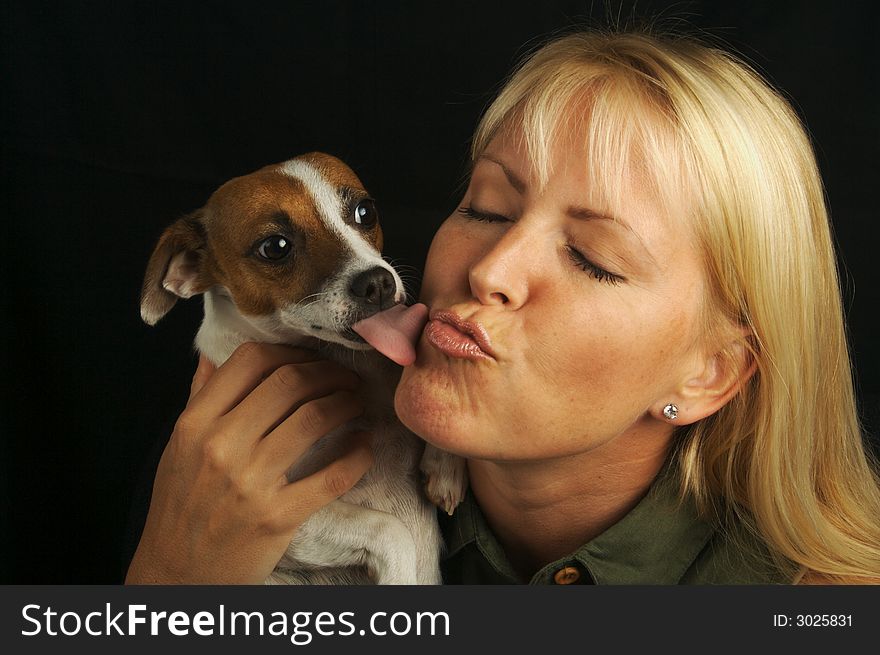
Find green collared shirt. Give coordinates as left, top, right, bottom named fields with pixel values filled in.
left=439, top=463, right=792, bottom=585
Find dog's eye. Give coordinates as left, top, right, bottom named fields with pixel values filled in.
left=353, top=199, right=378, bottom=229
left=257, top=235, right=292, bottom=261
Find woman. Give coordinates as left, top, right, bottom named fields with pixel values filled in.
left=126, top=30, right=880, bottom=584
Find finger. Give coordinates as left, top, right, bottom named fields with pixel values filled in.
left=254, top=390, right=366, bottom=479
left=185, top=342, right=320, bottom=422
left=224, top=360, right=362, bottom=439
left=187, top=354, right=216, bottom=404
left=276, top=431, right=374, bottom=527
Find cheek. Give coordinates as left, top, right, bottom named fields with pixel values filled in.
left=528, top=292, right=693, bottom=412
left=419, top=219, right=475, bottom=302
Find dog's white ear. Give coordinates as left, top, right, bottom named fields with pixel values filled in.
left=140, top=211, right=209, bottom=326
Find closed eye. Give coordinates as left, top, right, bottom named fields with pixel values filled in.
left=565, top=246, right=625, bottom=285
left=457, top=205, right=510, bottom=223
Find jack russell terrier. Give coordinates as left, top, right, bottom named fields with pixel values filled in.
left=140, top=153, right=466, bottom=584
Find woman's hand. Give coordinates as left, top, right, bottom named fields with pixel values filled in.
left=125, top=342, right=374, bottom=584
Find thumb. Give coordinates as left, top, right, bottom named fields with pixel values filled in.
left=188, top=353, right=216, bottom=403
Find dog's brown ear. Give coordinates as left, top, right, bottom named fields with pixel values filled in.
left=140, top=211, right=209, bottom=326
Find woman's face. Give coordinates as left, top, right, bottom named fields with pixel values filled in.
left=395, top=126, right=709, bottom=462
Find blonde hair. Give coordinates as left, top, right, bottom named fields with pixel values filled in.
left=473, top=30, right=880, bottom=583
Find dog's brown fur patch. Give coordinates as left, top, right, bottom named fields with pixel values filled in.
left=199, top=164, right=343, bottom=316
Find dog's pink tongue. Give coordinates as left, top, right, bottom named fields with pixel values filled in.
left=352, top=303, right=429, bottom=366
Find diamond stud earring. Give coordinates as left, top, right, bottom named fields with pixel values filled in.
left=663, top=403, right=679, bottom=421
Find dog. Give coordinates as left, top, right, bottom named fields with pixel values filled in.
left=140, top=152, right=466, bottom=584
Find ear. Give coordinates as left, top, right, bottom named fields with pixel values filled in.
left=656, top=329, right=757, bottom=426
left=140, top=211, right=209, bottom=326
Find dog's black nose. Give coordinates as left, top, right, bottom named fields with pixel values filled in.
left=350, top=266, right=396, bottom=308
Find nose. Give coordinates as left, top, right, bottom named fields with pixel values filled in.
left=350, top=266, right=397, bottom=309
left=467, top=223, right=531, bottom=308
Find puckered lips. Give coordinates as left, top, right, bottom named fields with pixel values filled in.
left=424, top=310, right=497, bottom=361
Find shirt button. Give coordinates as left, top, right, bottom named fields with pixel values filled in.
left=553, top=566, right=582, bottom=585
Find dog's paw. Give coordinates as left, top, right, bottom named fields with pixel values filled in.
left=420, top=445, right=468, bottom=515
left=424, top=472, right=467, bottom=516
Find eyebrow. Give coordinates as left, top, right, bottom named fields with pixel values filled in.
left=477, top=152, right=657, bottom=266
left=478, top=153, right=528, bottom=195
left=565, top=205, right=629, bottom=229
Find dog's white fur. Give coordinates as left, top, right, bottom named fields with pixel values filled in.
left=205, top=291, right=443, bottom=585
left=142, top=154, right=466, bottom=584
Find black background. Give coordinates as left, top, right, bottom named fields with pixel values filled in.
left=1, top=1, right=878, bottom=583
